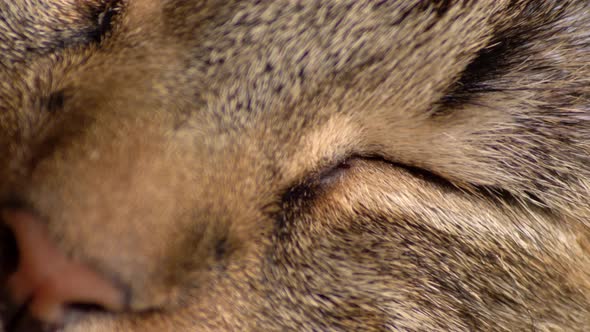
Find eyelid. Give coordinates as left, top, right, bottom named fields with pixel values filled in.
left=317, top=161, right=353, bottom=186
left=281, top=157, right=356, bottom=204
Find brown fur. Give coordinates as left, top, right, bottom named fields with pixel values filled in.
left=1, top=0, right=590, bottom=330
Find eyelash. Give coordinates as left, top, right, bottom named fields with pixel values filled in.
left=281, top=158, right=355, bottom=205
left=316, top=161, right=353, bottom=186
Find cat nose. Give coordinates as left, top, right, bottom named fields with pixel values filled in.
left=1, top=209, right=126, bottom=329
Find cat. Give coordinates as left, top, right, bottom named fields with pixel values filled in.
left=1, top=1, right=589, bottom=331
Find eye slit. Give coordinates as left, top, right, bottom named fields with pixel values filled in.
left=317, top=161, right=352, bottom=186
left=281, top=159, right=355, bottom=204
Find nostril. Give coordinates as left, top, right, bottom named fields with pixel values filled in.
left=0, top=222, right=19, bottom=280
left=0, top=225, right=21, bottom=331
left=67, top=302, right=109, bottom=313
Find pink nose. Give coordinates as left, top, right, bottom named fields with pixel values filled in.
left=1, top=209, right=126, bottom=326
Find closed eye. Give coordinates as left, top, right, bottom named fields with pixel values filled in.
left=282, top=155, right=455, bottom=206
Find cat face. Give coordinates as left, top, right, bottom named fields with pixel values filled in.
left=1, top=1, right=589, bottom=331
